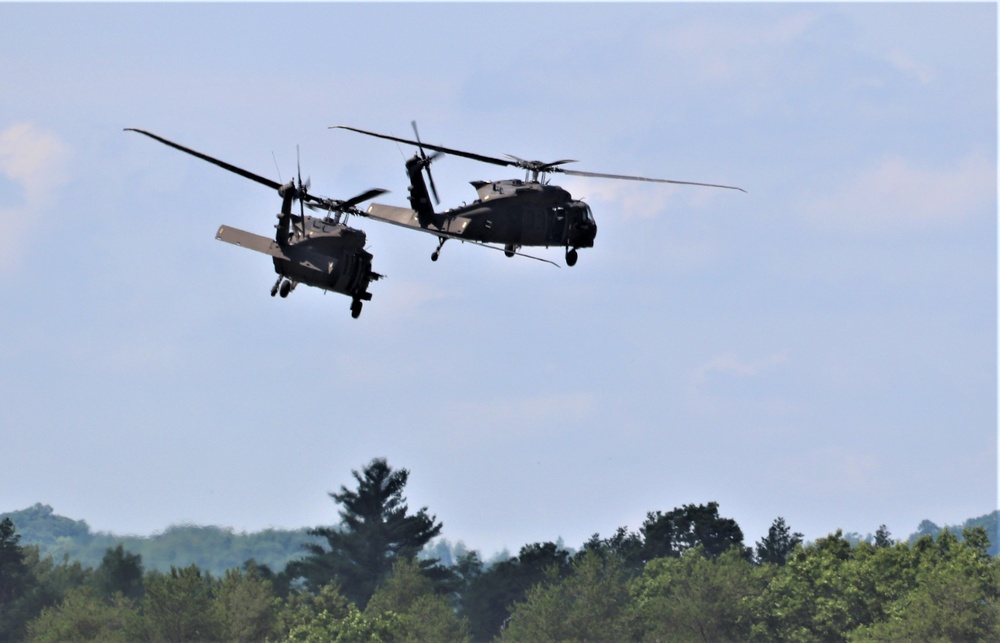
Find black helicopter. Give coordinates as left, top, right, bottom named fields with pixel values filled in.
left=333, top=123, right=745, bottom=267
left=125, top=128, right=387, bottom=318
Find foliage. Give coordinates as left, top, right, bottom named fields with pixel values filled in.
left=1, top=517, right=37, bottom=640
left=366, top=558, right=469, bottom=642
left=0, top=505, right=319, bottom=576
left=288, top=457, right=445, bottom=607
left=849, top=527, right=1000, bottom=641
left=283, top=603, right=405, bottom=642
left=628, top=547, right=762, bottom=642
left=137, top=565, right=218, bottom=642
left=581, top=525, right=645, bottom=574
left=274, top=583, right=354, bottom=639
left=4, top=466, right=1000, bottom=643
left=640, top=501, right=749, bottom=561
left=460, top=541, right=572, bottom=641
left=93, top=544, right=143, bottom=601
left=749, top=527, right=1000, bottom=642
left=212, top=564, right=279, bottom=642
left=755, top=516, right=804, bottom=565
left=912, top=510, right=1000, bottom=556
left=0, top=505, right=91, bottom=549
left=25, top=586, right=134, bottom=642
left=503, top=549, right=631, bottom=642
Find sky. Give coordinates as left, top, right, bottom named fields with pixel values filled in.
left=1, top=2, right=996, bottom=558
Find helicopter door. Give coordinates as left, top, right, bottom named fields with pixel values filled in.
left=523, top=205, right=546, bottom=244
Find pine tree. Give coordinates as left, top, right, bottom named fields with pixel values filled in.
left=289, top=458, right=444, bottom=607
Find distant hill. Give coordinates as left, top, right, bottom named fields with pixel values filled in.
left=0, top=503, right=321, bottom=576
left=2, top=503, right=997, bottom=576
left=905, top=510, right=1000, bottom=556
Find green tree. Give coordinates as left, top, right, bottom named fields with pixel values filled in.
left=629, top=546, right=761, bottom=642
left=25, top=586, right=134, bottom=642
left=1, top=517, right=38, bottom=640
left=503, top=549, right=631, bottom=642
left=849, top=528, right=1000, bottom=641
left=212, top=564, right=278, bottom=642
left=460, top=541, right=571, bottom=641
left=93, top=544, right=144, bottom=601
left=366, top=558, right=468, bottom=642
left=641, top=502, right=748, bottom=561
left=581, top=525, right=645, bottom=574
left=873, top=524, right=893, bottom=548
left=137, top=565, right=218, bottom=642
left=275, top=583, right=353, bottom=639
left=750, top=530, right=860, bottom=641
left=284, top=604, right=405, bottom=642
left=288, top=458, right=444, bottom=607
left=755, top=516, right=803, bottom=565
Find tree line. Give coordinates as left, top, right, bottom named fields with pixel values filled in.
left=2, top=457, right=998, bottom=641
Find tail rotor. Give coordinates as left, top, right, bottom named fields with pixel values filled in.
left=411, top=120, right=441, bottom=204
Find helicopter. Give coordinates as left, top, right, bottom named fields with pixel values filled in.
left=333, top=123, right=745, bottom=267
left=125, top=128, right=387, bottom=318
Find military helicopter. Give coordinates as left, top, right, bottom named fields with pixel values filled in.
left=125, top=128, right=387, bottom=318
left=333, top=123, right=745, bottom=267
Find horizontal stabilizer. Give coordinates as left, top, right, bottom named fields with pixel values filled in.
left=216, top=225, right=337, bottom=274
left=216, top=226, right=288, bottom=260
left=365, top=203, right=421, bottom=228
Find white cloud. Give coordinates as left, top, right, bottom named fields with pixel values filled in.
left=0, top=122, right=70, bottom=272
left=694, top=351, right=789, bottom=387
left=802, top=152, right=996, bottom=234
left=446, top=392, right=598, bottom=441
left=885, top=48, right=935, bottom=85
left=655, top=10, right=820, bottom=82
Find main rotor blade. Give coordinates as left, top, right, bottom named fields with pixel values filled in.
left=332, top=125, right=515, bottom=169
left=341, top=187, right=390, bottom=209
left=502, top=154, right=577, bottom=171
left=305, top=188, right=390, bottom=213
left=560, top=168, right=746, bottom=192
left=332, top=125, right=746, bottom=192
left=124, top=128, right=282, bottom=192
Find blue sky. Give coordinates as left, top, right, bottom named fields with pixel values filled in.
left=1, top=2, right=996, bottom=556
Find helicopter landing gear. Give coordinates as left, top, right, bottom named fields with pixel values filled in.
left=278, top=279, right=296, bottom=298
left=431, top=236, right=447, bottom=262
left=271, top=275, right=283, bottom=297
left=566, top=248, right=579, bottom=267
left=504, top=244, right=517, bottom=258
left=351, top=299, right=363, bottom=319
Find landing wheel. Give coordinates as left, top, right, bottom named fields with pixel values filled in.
left=279, top=280, right=291, bottom=298
left=566, top=248, right=578, bottom=267
left=431, top=237, right=446, bottom=262
left=351, top=300, right=363, bottom=319
left=504, top=244, right=516, bottom=258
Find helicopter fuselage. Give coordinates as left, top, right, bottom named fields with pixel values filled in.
left=217, top=212, right=379, bottom=308
left=363, top=154, right=597, bottom=265
left=334, top=122, right=742, bottom=267
left=457, top=179, right=597, bottom=250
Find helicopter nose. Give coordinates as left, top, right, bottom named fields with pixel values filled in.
left=577, top=218, right=597, bottom=245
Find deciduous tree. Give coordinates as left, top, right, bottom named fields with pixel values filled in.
left=503, top=550, right=631, bottom=642
left=460, top=541, right=571, bottom=641
left=641, top=502, right=748, bottom=561
left=137, top=565, right=218, bottom=642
